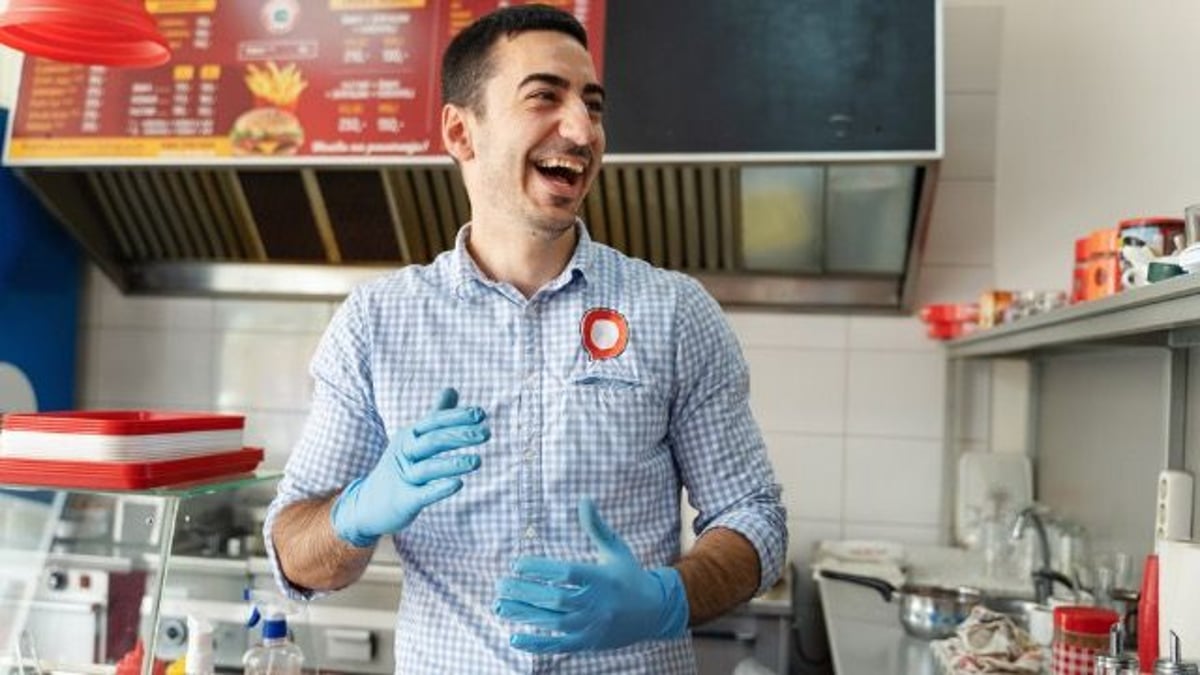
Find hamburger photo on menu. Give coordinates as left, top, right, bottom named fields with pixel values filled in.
left=230, top=61, right=308, bottom=156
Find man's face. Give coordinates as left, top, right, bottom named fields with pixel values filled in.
left=458, top=30, right=605, bottom=238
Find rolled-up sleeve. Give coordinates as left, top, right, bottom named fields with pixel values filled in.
left=668, top=277, right=788, bottom=595
left=262, top=289, right=389, bottom=601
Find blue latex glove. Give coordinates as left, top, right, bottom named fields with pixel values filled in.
left=493, top=498, right=689, bottom=653
left=331, top=388, right=489, bottom=547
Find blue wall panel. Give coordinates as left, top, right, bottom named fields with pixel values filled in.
left=0, top=107, right=82, bottom=412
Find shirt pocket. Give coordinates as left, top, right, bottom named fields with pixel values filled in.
left=547, top=356, right=671, bottom=496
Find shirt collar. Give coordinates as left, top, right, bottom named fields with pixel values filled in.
left=449, top=220, right=595, bottom=301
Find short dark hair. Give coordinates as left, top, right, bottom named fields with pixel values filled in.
left=441, top=4, right=589, bottom=114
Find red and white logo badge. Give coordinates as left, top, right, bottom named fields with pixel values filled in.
left=580, top=308, right=629, bottom=361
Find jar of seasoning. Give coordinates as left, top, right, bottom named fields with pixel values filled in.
left=1155, top=631, right=1200, bottom=675
left=1053, top=606, right=1119, bottom=675
left=1094, top=623, right=1139, bottom=675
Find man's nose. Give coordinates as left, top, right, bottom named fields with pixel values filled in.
left=559, top=98, right=598, bottom=146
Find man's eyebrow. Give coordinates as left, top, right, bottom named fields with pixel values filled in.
left=583, top=83, right=606, bottom=101
left=518, top=73, right=606, bottom=100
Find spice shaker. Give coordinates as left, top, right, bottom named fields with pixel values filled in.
left=1155, top=631, right=1200, bottom=675
left=1094, top=623, right=1139, bottom=674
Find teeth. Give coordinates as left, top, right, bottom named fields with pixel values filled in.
left=535, top=157, right=585, bottom=174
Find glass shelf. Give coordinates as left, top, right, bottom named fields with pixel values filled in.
left=0, top=472, right=282, bottom=674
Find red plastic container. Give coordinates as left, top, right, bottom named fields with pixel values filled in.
left=0, top=447, right=264, bottom=490
left=2, top=410, right=244, bottom=435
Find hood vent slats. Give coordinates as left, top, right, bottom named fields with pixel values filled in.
left=316, top=170, right=402, bottom=263
left=17, top=162, right=933, bottom=310
left=239, top=171, right=326, bottom=262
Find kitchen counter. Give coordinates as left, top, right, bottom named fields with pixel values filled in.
left=817, top=543, right=1038, bottom=674
left=818, top=574, right=942, bottom=675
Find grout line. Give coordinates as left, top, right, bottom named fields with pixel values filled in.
left=839, top=347, right=850, bottom=539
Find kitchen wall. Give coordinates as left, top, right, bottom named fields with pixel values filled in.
left=983, top=0, right=1200, bottom=578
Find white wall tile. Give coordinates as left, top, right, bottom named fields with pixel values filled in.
left=745, top=348, right=846, bottom=435
left=765, top=433, right=843, bottom=521
left=82, top=266, right=110, bottom=329
left=958, top=359, right=992, bottom=443
left=846, top=352, right=946, bottom=438
left=942, top=94, right=998, bottom=180
left=945, top=3, right=1004, bottom=93
left=844, top=437, right=945, bottom=526
left=233, top=409, right=309, bottom=471
left=787, top=519, right=843, bottom=601
left=214, top=300, right=333, bottom=334
left=726, top=312, right=848, bottom=350
left=842, top=522, right=942, bottom=546
left=924, top=180, right=995, bottom=267
left=91, top=265, right=214, bottom=330
left=848, top=316, right=936, bottom=352
left=915, top=263, right=993, bottom=306
left=82, top=329, right=214, bottom=407
left=214, top=332, right=321, bottom=411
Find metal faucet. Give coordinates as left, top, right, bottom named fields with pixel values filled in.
left=1010, top=506, right=1074, bottom=604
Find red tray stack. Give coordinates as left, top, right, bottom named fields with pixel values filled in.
left=0, top=410, right=263, bottom=489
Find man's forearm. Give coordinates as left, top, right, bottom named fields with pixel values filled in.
left=674, top=527, right=762, bottom=625
left=272, top=495, right=373, bottom=592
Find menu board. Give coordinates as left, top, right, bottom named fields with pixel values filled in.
left=3, top=0, right=605, bottom=165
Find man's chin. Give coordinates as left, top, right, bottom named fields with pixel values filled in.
left=527, top=210, right=579, bottom=240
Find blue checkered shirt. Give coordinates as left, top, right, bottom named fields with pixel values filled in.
left=265, top=223, right=787, bottom=674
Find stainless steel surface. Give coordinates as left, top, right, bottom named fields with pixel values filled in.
left=1011, top=506, right=1064, bottom=605
left=947, top=273, right=1200, bottom=358
left=981, top=595, right=1040, bottom=631
left=17, top=160, right=938, bottom=310
left=818, top=575, right=941, bottom=675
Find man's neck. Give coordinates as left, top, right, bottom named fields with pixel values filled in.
left=465, top=218, right=578, bottom=298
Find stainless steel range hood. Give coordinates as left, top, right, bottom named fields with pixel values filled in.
left=16, top=159, right=937, bottom=311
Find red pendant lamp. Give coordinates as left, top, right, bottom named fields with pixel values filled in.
left=0, top=0, right=171, bottom=68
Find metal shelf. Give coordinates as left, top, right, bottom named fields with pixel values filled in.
left=946, top=273, right=1200, bottom=358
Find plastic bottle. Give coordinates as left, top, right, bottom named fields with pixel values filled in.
left=1139, top=554, right=1160, bottom=674
left=185, top=615, right=215, bottom=675
left=243, top=590, right=304, bottom=675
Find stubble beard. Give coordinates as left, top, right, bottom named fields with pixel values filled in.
left=525, top=199, right=580, bottom=241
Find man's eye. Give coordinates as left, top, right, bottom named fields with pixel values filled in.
left=530, top=90, right=558, bottom=102
left=586, top=100, right=605, bottom=114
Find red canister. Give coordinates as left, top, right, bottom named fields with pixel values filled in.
left=1117, top=217, right=1185, bottom=257
left=1072, top=236, right=1091, bottom=303
left=1053, top=606, right=1119, bottom=674
left=1086, top=228, right=1122, bottom=300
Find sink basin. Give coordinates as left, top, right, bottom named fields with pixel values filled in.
left=982, top=595, right=1041, bottom=631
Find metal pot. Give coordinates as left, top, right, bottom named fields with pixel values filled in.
left=820, top=569, right=983, bottom=639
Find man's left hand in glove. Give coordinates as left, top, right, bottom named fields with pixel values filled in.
left=493, top=497, right=690, bottom=653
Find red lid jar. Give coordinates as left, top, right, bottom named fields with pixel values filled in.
left=1052, top=606, right=1119, bottom=674
left=1117, top=217, right=1185, bottom=257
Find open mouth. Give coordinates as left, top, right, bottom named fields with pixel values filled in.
left=533, top=156, right=586, bottom=189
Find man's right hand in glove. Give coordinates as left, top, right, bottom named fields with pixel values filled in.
left=331, top=388, right=489, bottom=547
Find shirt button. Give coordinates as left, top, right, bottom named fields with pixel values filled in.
left=524, top=526, right=537, bottom=540
left=524, top=448, right=535, bottom=461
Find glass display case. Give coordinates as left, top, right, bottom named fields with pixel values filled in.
left=0, top=473, right=281, bottom=675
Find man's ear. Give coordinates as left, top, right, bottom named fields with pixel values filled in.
left=442, top=104, right=475, bottom=162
